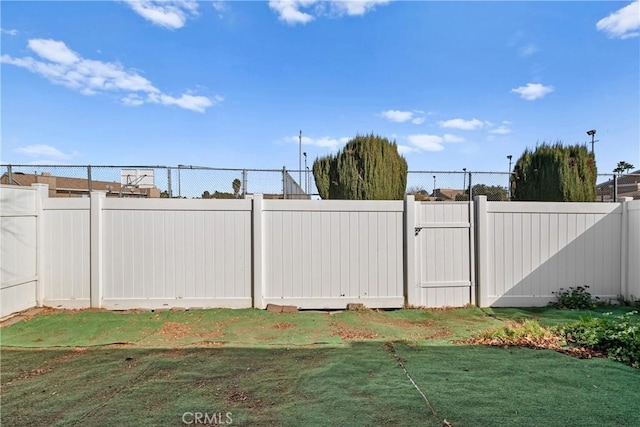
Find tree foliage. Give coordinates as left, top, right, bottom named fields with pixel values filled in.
left=201, top=190, right=234, bottom=199
left=455, top=184, right=508, bottom=201
left=613, top=161, right=635, bottom=176
left=512, top=142, right=597, bottom=202
left=312, top=133, right=408, bottom=200
left=232, top=179, right=242, bottom=198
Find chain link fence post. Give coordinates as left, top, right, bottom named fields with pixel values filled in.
left=242, top=169, right=247, bottom=198
left=87, top=165, right=92, bottom=192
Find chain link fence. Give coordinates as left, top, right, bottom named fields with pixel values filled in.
left=0, top=164, right=319, bottom=199
left=1, top=164, right=637, bottom=202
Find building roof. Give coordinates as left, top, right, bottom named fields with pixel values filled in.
left=0, top=172, right=159, bottom=198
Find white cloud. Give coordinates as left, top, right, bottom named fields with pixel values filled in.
left=123, top=0, right=199, bottom=29
left=518, top=43, right=538, bottom=57
left=1, top=28, right=18, bottom=36
left=268, top=0, right=316, bottom=24
left=284, top=135, right=349, bottom=150
left=212, top=1, right=227, bottom=17
left=490, top=126, right=511, bottom=135
left=443, top=134, right=464, bottom=143
left=147, top=93, right=218, bottom=113
left=397, top=144, right=418, bottom=154
left=407, top=134, right=445, bottom=152
left=122, top=94, right=145, bottom=106
left=596, top=0, right=640, bottom=39
left=1, top=38, right=219, bottom=113
left=380, top=110, right=413, bottom=123
left=380, top=109, right=425, bottom=124
left=331, top=0, right=391, bottom=16
left=28, top=39, right=80, bottom=65
left=438, top=118, right=485, bottom=131
left=511, top=82, right=554, bottom=100
left=15, top=144, right=78, bottom=160
left=268, top=0, right=390, bottom=25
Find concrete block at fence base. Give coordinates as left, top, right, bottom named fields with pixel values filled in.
left=346, top=303, right=367, bottom=311
left=266, top=304, right=298, bottom=313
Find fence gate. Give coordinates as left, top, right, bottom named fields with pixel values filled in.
left=411, top=201, right=475, bottom=307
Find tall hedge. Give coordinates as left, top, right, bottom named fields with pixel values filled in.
left=312, top=134, right=408, bottom=200
left=512, top=142, right=597, bottom=202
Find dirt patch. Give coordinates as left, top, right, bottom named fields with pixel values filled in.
left=424, top=329, right=453, bottom=340
left=272, top=322, right=294, bottom=330
left=331, top=321, right=379, bottom=340
left=226, top=387, right=265, bottom=411
left=159, top=322, right=192, bottom=339
left=361, top=313, right=434, bottom=329
left=2, top=347, right=88, bottom=388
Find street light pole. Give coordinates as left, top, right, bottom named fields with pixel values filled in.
left=299, top=130, right=302, bottom=189
left=586, top=129, right=597, bottom=155
left=303, top=152, right=308, bottom=193
left=507, top=155, right=512, bottom=201
left=462, top=168, right=467, bottom=199
left=432, top=175, right=436, bottom=198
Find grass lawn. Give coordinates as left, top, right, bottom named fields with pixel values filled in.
left=1, top=307, right=639, bottom=426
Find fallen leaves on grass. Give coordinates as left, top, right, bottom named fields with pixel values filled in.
left=331, top=321, right=379, bottom=340
left=273, top=322, right=294, bottom=330
left=461, top=320, right=608, bottom=360
left=159, top=322, right=192, bottom=339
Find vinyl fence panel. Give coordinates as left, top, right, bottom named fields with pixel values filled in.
left=261, top=200, right=405, bottom=309
left=477, top=199, right=623, bottom=307
left=100, top=198, right=252, bottom=309
left=42, top=198, right=90, bottom=308
left=626, top=200, right=640, bottom=300
left=0, top=186, right=38, bottom=317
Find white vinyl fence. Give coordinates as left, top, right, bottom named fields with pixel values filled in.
left=476, top=198, right=630, bottom=307
left=259, top=200, right=404, bottom=309
left=406, top=200, right=475, bottom=307
left=0, top=186, right=41, bottom=317
left=1, top=184, right=639, bottom=317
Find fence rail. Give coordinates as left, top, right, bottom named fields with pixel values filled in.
left=0, top=164, right=637, bottom=202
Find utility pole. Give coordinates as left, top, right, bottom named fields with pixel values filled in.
left=586, top=129, right=598, bottom=154
left=432, top=175, right=436, bottom=198
left=462, top=168, right=467, bottom=198
left=299, top=130, right=302, bottom=189
left=507, top=155, right=513, bottom=200
left=303, top=152, right=308, bottom=193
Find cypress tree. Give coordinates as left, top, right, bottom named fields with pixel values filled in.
left=312, top=133, right=408, bottom=200
left=512, top=142, right=597, bottom=202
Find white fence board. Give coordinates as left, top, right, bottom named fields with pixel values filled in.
left=43, top=202, right=90, bottom=307
left=262, top=200, right=404, bottom=309
left=1, top=186, right=38, bottom=317
left=627, top=201, right=640, bottom=299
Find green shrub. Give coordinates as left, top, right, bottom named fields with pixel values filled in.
left=512, top=142, right=597, bottom=202
left=557, top=311, right=640, bottom=368
left=312, top=133, right=407, bottom=200
left=549, top=286, right=599, bottom=309
left=616, top=295, right=640, bottom=308
left=471, top=320, right=562, bottom=348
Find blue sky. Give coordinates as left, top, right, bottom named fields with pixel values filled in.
left=1, top=0, right=639, bottom=178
